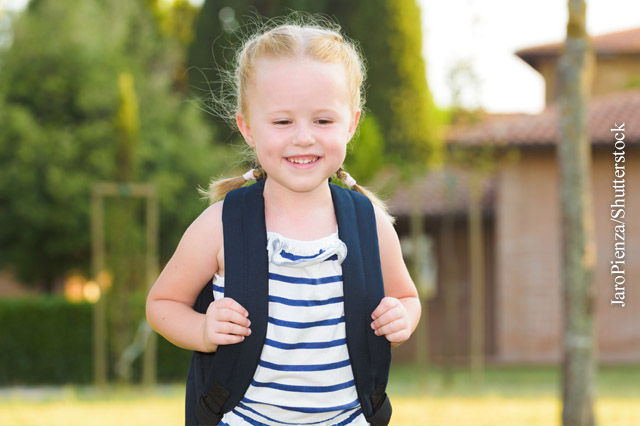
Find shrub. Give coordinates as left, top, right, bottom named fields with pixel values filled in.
left=0, top=297, right=191, bottom=385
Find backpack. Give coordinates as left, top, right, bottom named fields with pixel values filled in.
left=185, top=179, right=392, bottom=425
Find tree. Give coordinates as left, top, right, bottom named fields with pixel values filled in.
left=344, top=114, right=384, bottom=185
left=350, top=0, right=438, bottom=166
left=0, top=0, right=228, bottom=292
left=556, top=1, right=597, bottom=424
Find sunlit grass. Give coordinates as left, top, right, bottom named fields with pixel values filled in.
left=0, top=385, right=185, bottom=426
left=390, top=395, right=640, bottom=425
left=1, top=365, right=639, bottom=425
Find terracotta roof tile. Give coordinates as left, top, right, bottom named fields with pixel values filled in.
left=446, top=89, right=640, bottom=147
left=517, top=27, right=640, bottom=64
left=389, top=167, right=495, bottom=217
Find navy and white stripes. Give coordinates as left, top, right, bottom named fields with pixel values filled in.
left=214, top=232, right=368, bottom=426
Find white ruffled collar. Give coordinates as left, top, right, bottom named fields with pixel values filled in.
left=266, top=231, right=347, bottom=267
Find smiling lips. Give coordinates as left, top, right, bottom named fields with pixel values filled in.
left=286, top=156, right=319, bottom=165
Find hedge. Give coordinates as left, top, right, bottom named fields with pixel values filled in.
left=0, top=297, right=192, bottom=385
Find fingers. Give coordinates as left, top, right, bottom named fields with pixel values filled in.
left=211, top=312, right=252, bottom=335
left=371, top=297, right=401, bottom=325
left=208, top=300, right=251, bottom=328
left=203, top=297, right=252, bottom=349
left=209, top=297, right=249, bottom=318
left=372, top=313, right=407, bottom=338
left=371, top=296, right=399, bottom=320
left=209, top=329, right=250, bottom=345
left=371, top=297, right=411, bottom=345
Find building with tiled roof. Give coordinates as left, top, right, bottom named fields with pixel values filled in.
left=390, top=27, right=640, bottom=364
left=517, top=27, right=640, bottom=105
left=447, top=89, right=640, bottom=148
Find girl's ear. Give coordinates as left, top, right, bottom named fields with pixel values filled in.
left=236, top=113, right=256, bottom=148
left=347, top=109, right=361, bottom=141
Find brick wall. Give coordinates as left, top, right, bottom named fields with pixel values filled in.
left=495, top=150, right=562, bottom=363
left=494, top=147, right=640, bottom=363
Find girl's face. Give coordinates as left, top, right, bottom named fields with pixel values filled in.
left=237, top=57, right=360, bottom=196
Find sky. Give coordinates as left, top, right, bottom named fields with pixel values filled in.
left=418, top=0, right=640, bottom=113
left=3, top=0, right=640, bottom=114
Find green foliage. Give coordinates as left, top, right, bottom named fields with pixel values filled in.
left=115, top=72, right=140, bottom=181
left=0, top=297, right=93, bottom=384
left=345, top=114, right=384, bottom=184
left=149, top=0, right=200, bottom=46
left=350, top=0, right=439, bottom=169
left=0, top=0, right=231, bottom=289
left=0, top=297, right=192, bottom=384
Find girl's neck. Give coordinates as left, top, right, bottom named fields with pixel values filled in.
left=263, top=178, right=337, bottom=240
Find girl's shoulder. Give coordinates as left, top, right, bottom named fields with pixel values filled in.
left=199, top=200, right=224, bottom=223
left=192, top=200, right=224, bottom=238
left=179, top=200, right=224, bottom=257
left=372, top=203, right=396, bottom=242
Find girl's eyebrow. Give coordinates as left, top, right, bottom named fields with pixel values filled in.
left=266, top=108, right=341, bottom=115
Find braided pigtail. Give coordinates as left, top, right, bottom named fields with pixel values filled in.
left=336, top=167, right=395, bottom=224
left=199, top=166, right=267, bottom=204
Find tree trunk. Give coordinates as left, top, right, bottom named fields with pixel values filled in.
left=468, top=172, right=485, bottom=386
left=410, top=192, right=429, bottom=370
left=440, top=214, right=459, bottom=387
left=557, top=1, right=597, bottom=424
left=91, top=190, right=107, bottom=388
left=142, top=190, right=159, bottom=387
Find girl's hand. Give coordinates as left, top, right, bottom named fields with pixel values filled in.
left=202, top=297, right=251, bottom=352
left=371, top=297, right=412, bottom=348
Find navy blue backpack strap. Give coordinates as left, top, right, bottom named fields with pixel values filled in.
left=186, top=281, right=214, bottom=425
left=193, top=179, right=269, bottom=425
left=330, top=183, right=392, bottom=425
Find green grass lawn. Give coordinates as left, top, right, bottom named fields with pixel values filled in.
left=1, top=364, right=638, bottom=425
left=386, top=364, right=640, bottom=425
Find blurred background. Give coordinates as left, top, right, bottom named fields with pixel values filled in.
left=0, top=0, right=638, bottom=425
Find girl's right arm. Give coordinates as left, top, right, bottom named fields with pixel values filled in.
left=146, top=201, right=251, bottom=353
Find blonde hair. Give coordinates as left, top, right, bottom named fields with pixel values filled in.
left=236, top=22, right=365, bottom=117
left=202, top=18, right=392, bottom=221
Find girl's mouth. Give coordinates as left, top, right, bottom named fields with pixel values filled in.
left=286, top=156, right=319, bottom=165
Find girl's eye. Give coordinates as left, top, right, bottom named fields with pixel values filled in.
left=316, top=119, right=333, bottom=125
left=273, top=120, right=291, bottom=126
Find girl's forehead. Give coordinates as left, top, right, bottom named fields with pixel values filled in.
left=249, top=57, right=352, bottom=108
left=253, top=57, right=347, bottom=81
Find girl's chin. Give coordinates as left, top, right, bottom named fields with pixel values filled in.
left=267, top=174, right=332, bottom=194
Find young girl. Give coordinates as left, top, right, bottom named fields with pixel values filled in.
left=147, top=20, right=420, bottom=426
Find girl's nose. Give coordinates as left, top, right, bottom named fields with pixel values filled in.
left=293, top=124, right=315, bottom=146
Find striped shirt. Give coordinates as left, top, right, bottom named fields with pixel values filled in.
left=213, top=231, right=369, bottom=426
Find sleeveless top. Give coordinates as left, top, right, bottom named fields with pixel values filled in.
left=213, top=231, right=369, bottom=426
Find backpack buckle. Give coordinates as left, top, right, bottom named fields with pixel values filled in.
left=195, top=383, right=230, bottom=425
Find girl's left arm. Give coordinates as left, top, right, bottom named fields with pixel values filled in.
left=370, top=206, right=422, bottom=348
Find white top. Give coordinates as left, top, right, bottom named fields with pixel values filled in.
left=214, top=231, right=369, bottom=426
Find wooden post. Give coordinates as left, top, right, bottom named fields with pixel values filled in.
left=143, top=187, right=159, bottom=387
left=91, top=187, right=107, bottom=388
left=410, top=192, right=429, bottom=370
left=91, top=182, right=159, bottom=388
left=441, top=170, right=460, bottom=388
left=468, top=173, right=485, bottom=386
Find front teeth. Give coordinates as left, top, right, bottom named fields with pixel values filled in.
left=288, top=157, right=317, bottom=164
